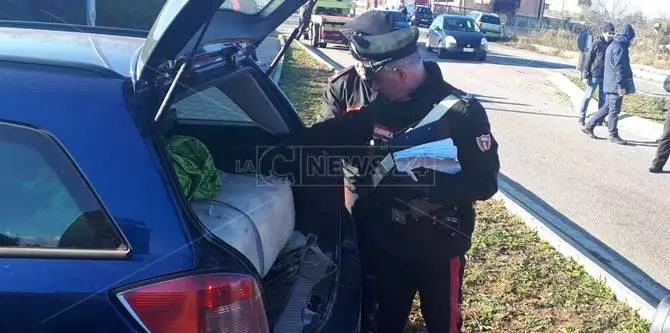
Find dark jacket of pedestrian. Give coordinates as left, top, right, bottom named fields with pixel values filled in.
left=603, top=24, right=636, bottom=94
left=664, top=75, right=670, bottom=93
left=584, top=23, right=615, bottom=80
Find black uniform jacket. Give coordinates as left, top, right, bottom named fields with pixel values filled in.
left=320, top=65, right=380, bottom=120
left=277, top=61, right=500, bottom=260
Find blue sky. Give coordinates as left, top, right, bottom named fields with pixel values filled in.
left=546, top=0, right=669, bottom=18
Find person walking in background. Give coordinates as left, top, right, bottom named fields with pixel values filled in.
left=649, top=75, right=670, bottom=173
left=581, top=24, right=637, bottom=145
left=578, top=23, right=615, bottom=126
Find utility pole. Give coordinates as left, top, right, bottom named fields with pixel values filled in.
left=86, top=0, right=96, bottom=26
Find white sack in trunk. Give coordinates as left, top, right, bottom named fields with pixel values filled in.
left=191, top=172, right=295, bottom=277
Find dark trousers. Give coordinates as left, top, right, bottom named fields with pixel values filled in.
left=652, top=110, right=670, bottom=168
left=374, top=251, right=466, bottom=333
left=586, top=93, right=624, bottom=137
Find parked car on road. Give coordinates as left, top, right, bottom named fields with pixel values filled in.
left=427, top=14, right=488, bottom=61
left=377, top=9, right=411, bottom=30
left=0, top=0, right=360, bottom=332
left=409, top=5, right=434, bottom=27
left=467, top=11, right=503, bottom=41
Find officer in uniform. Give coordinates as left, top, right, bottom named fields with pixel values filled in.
left=271, top=17, right=500, bottom=333
left=318, top=11, right=396, bottom=333
left=319, top=10, right=396, bottom=121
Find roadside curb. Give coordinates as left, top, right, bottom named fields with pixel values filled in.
left=297, top=39, right=668, bottom=323
left=548, top=72, right=664, bottom=141
left=271, top=34, right=287, bottom=84
left=294, top=39, right=337, bottom=71
left=493, top=178, right=666, bottom=322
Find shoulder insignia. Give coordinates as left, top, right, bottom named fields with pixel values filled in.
left=329, top=65, right=356, bottom=83
left=454, top=91, right=474, bottom=104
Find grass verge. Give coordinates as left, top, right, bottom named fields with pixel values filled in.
left=564, top=73, right=668, bottom=122
left=279, top=43, right=650, bottom=332
left=504, top=28, right=670, bottom=71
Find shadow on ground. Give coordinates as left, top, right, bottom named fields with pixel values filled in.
left=416, top=41, right=573, bottom=70
left=498, top=173, right=669, bottom=306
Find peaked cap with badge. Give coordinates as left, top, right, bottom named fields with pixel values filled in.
left=341, top=10, right=420, bottom=79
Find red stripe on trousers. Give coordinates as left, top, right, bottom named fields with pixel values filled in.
left=449, top=256, right=462, bottom=333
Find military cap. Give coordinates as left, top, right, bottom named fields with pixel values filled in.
left=341, top=11, right=420, bottom=80
left=342, top=10, right=419, bottom=62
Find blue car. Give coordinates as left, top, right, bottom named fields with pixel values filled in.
left=377, top=9, right=411, bottom=30
left=0, top=0, right=360, bottom=332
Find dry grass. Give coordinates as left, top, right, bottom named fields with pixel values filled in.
left=279, top=43, right=650, bottom=332
left=564, top=73, right=668, bottom=122
left=506, top=28, right=670, bottom=71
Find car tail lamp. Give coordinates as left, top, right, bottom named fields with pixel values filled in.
left=116, top=273, right=269, bottom=333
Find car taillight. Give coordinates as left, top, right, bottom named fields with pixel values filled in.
left=116, top=273, right=269, bottom=333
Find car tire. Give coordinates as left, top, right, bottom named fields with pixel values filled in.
left=311, top=24, right=321, bottom=48
left=319, top=42, right=327, bottom=48
left=475, top=53, right=487, bottom=61
left=437, top=48, right=447, bottom=59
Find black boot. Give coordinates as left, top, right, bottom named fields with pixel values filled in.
left=581, top=127, right=597, bottom=139
left=610, top=135, right=627, bottom=145
left=649, top=165, right=664, bottom=173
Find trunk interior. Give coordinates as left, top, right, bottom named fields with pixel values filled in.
left=159, top=66, right=348, bottom=331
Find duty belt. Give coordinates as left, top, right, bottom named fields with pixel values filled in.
left=371, top=94, right=464, bottom=188
left=390, top=198, right=469, bottom=239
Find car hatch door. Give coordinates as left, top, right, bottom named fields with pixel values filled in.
left=134, top=0, right=310, bottom=93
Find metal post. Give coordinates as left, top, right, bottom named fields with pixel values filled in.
left=86, top=0, right=96, bottom=26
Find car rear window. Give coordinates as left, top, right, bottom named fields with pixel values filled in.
left=0, top=123, right=127, bottom=251
left=174, top=87, right=255, bottom=123
left=416, top=7, right=432, bottom=14
left=481, top=15, right=501, bottom=25
left=443, top=17, right=478, bottom=32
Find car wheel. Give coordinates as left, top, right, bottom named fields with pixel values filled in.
left=311, top=24, right=320, bottom=48
left=437, top=48, right=447, bottom=59
left=319, top=42, right=327, bottom=48
left=475, top=53, right=487, bottom=61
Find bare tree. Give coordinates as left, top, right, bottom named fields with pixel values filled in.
left=593, top=0, right=632, bottom=23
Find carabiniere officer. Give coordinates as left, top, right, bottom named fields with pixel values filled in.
left=274, top=17, right=500, bottom=333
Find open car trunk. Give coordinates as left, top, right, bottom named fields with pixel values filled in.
left=158, top=65, right=352, bottom=331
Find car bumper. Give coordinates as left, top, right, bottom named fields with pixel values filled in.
left=440, top=45, right=487, bottom=58
left=412, top=18, right=433, bottom=26
left=482, top=31, right=502, bottom=39
left=319, top=235, right=361, bottom=333
left=321, top=31, right=348, bottom=44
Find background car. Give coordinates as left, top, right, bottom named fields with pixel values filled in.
left=0, top=0, right=361, bottom=332
left=377, top=9, right=411, bottom=30
left=409, top=5, right=434, bottom=27
left=467, top=10, right=503, bottom=41
left=426, top=14, right=488, bottom=61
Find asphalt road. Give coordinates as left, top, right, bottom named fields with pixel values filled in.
left=276, top=16, right=670, bottom=291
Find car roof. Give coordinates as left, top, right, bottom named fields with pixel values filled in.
left=442, top=14, right=472, bottom=19
left=0, top=26, right=145, bottom=78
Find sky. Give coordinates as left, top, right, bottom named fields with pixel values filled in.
left=630, top=0, right=669, bottom=18
left=547, top=0, right=669, bottom=19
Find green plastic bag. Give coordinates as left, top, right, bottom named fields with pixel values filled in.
left=166, top=135, right=221, bottom=201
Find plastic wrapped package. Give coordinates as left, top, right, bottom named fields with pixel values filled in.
left=191, top=171, right=295, bottom=277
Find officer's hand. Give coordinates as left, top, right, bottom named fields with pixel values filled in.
left=618, top=88, right=627, bottom=96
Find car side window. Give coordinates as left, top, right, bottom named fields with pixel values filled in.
left=0, top=123, right=126, bottom=251
left=174, top=86, right=254, bottom=123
